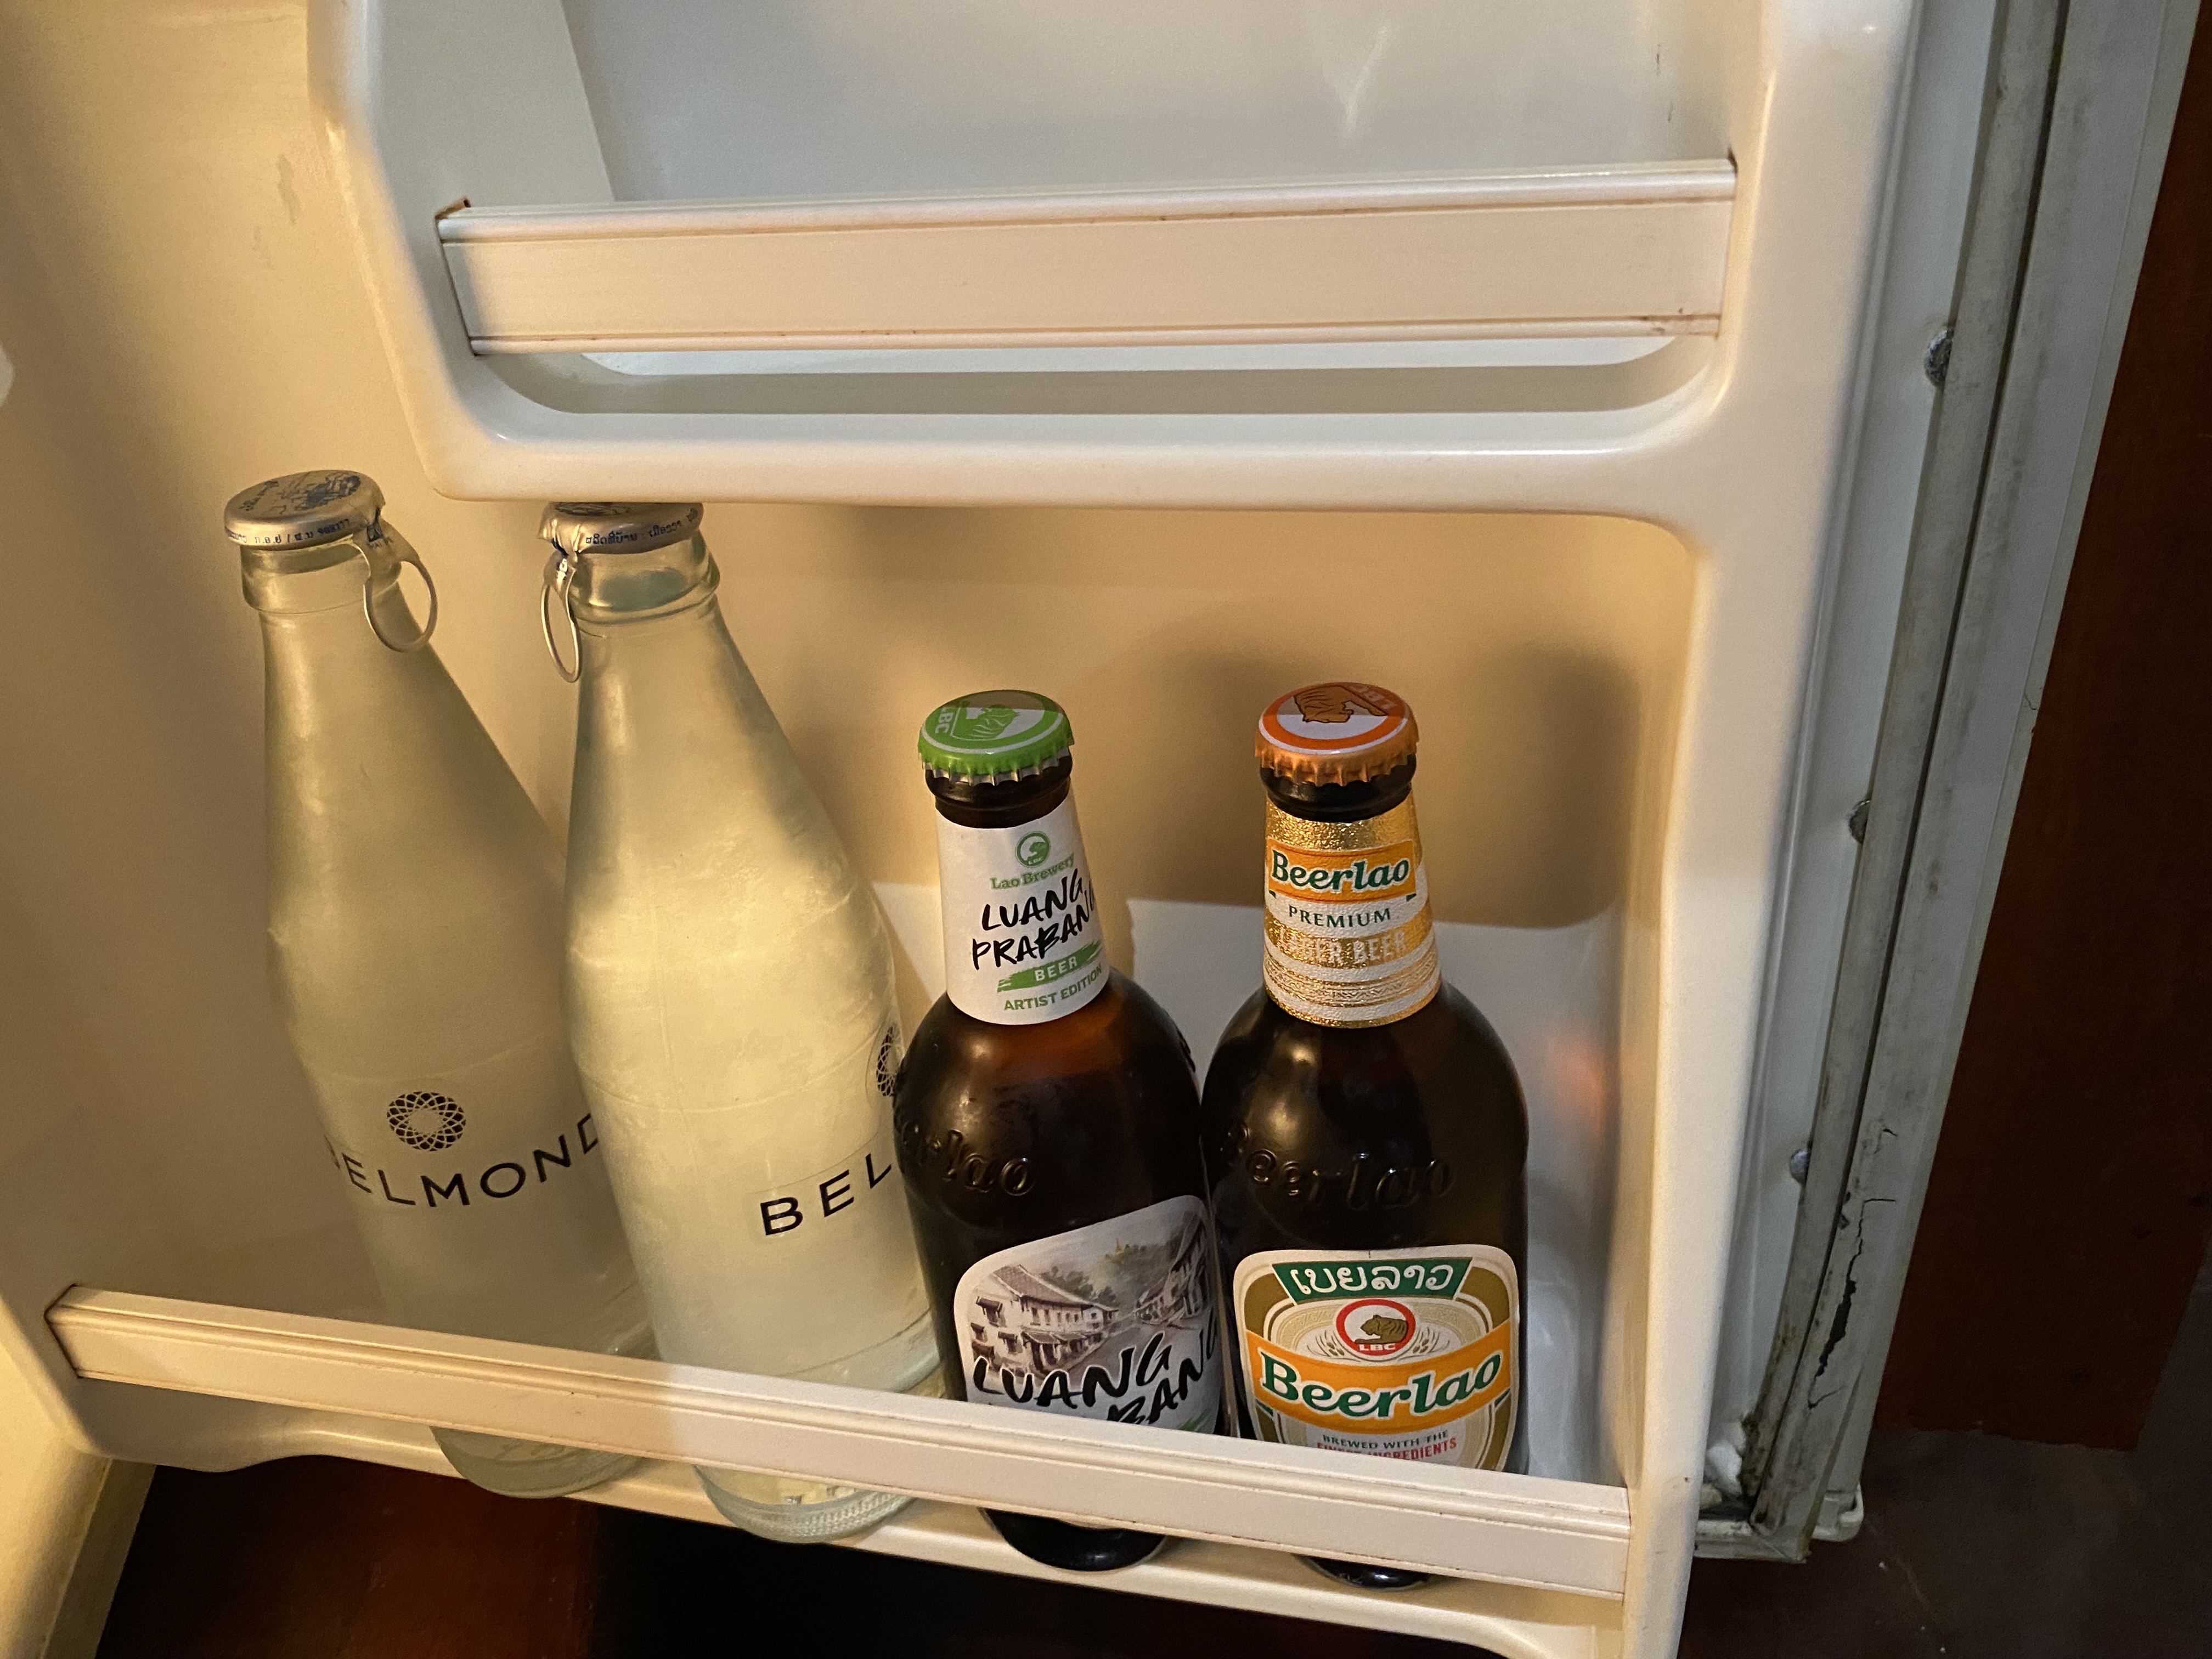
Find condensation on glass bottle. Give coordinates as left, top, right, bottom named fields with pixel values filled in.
left=543, top=502, right=941, bottom=1543
left=224, top=470, right=650, bottom=1500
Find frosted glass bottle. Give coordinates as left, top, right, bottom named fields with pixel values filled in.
left=225, top=471, right=650, bottom=1499
left=545, top=502, right=940, bottom=1542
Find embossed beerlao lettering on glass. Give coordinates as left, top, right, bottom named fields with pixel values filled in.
left=898, top=689, right=1218, bottom=1575
left=1204, top=680, right=1531, bottom=1593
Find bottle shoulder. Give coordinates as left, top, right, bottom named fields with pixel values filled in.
left=907, top=970, right=1194, bottom=1082
left=1202, top=982, right=1527, bottom=1133
left=1212, top=981, right=1517, bottom=1070
left=1201, top=984, right=1527, bottom=1259
left=896, top=970, right=1207, bottom=1233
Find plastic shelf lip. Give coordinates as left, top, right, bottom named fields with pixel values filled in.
left=49, top=1286, right=1630, bottom=1598
left=435, top=162, right=1740, bottom=240
left=436, top=162, right=1735, bottom=356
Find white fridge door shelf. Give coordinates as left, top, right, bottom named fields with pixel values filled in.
left=436, top=165, right=1735, bottom=355
left=50, top=1288, right=1628, bottom=1655
left=49, top=1288, right=1629, bottom=1598
left=290, top=1427, right=1624, bottom=1658
left=313, top=0, right=1905, bottom=506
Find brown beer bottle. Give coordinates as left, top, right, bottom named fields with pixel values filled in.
left=1201, top=682, right=1528, bottom=1591
left=894, top=691, right=1220, bottom=1573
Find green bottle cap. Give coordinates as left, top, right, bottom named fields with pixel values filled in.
left=917, top=690, right=1074, bottom=777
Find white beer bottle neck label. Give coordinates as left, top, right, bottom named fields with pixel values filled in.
left=935, top=794, right=1108, bottom=1025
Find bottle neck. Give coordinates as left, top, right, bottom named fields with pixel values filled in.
left=567, top=534, right=760, bottom=748
left=565, top=549, right=839, bottom=885
left=1260, top=758, right=1438, bottom=1029
left=930, top=755, right=1107, bottom=1026
left=253, top=558, right=544, bottom=862
left=567, top=533, right=717, bottom=628
left=567, top=541, right=761, bottom=737
left=1260, top=757, right=1417, bottom=822
left=251, top=548, right=562, bottom=1059
left=928, top=754, right=1075, bottom=828
left=241, top=539, right=420, bottom=642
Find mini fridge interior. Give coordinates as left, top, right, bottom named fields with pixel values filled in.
left=0, top=3, right=2191, bottom=1657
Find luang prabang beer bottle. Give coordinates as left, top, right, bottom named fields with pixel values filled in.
left=225, top=470, right=648, bottom=1501
left=894, top=691, right=1220, bottom=1573
left=1202, top=682, right=1528, bottom=1591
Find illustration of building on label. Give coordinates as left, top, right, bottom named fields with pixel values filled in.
left=962, top=1210, right=1211, bottom=1401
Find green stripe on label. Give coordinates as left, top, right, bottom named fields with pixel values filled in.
left=996, top=940, right=1101, bottom=993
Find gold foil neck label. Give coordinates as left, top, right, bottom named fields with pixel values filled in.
left=1261, top=799, right=1440, bottom=1027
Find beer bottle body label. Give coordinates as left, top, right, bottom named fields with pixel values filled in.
left=1230, top=1245, right=1519, bottom=1470
left=953, top=1195, right=1221, bottom=1431
left=1262, top=799, right=1440, bottom=1027
left=935, top=795, right=1108, bottom=1025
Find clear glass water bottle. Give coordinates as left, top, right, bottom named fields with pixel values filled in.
left=225, top=470, right=650, bottom=1499
left=544, top=502, right=941, bottom=1542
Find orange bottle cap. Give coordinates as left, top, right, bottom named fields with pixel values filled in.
left=1255, top=682, right=1418, bottom=783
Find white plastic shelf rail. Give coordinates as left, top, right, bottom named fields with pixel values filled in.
left=306, top=0, right=1914, bottom=509
left=50, top=1290, right=1629, bottom=1593
left=47, top=1288, right=1632, bottom=1654
left=436, top=166, right=1737, bottom=355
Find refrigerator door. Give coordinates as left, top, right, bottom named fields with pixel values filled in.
left=0, top=2, right=2191, bottom=1656
left=1708, top=0, right=2201, bottom=1559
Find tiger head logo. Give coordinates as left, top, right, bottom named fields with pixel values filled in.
left=1292, top=684, right=1386, bottom=725
left=1358, top=1312, right=1410, bottom=1346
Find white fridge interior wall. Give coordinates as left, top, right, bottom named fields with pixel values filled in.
left=562, top=0, right=1730, bottom=202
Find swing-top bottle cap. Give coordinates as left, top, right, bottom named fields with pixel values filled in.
left=917, top=690, right=1074, bottom=779
left=1256, top=681, right=1419, bottom=784
left=539, top=501, right=703, bottom=557
left=223, top=470, right=382, bottom=549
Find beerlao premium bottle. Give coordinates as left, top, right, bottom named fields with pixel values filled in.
left=1202, top=682, right=1528, bottom=1592
left=549, top=503, right=942, bottom=1545
left=226, top=470, right=648, bottom=1500
left=894, top=691, right=1220, bottom=1573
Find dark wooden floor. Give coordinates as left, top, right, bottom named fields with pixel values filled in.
left=91, top=1254, right=2209, bottom=1659
left=1683, top=1254, right=2211, bottom=1659
left=90, top=1463, right=1472, bottom=1659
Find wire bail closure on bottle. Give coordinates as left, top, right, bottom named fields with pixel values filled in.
left=357, top=519, right=438, bottom=652
left=541, top=550, right=582, bottom=682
